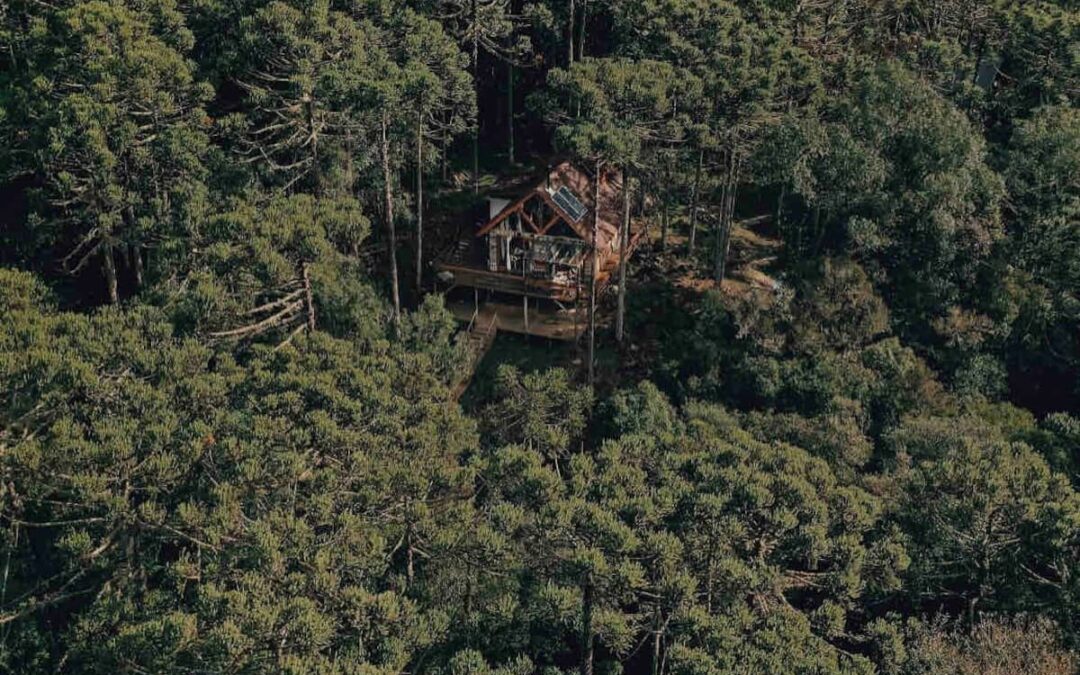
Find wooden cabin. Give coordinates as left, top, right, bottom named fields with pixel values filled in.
left=435, top=161, right=643, bottom=304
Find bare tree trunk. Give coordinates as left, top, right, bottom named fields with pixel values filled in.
left=305, top=95, right=321, bottom=194
left=102, top=245, right=119, bottom=305
left=713, top=152, right=730, bottom=282
left=472, top=0, right=480, bottom=195
left=577, top=0, right=588, bottom=60
left=121, top=204, right=144, bottom=290
left=660, top=199, right=669, bottom=252
left=616, top=169, right=630, bottom=343
left=715, top=153, right=741, bottom=283
left=416, top=109, right=425, bottom=291
left=706, top=554, right=714, bottom=614
left=588, top=159, right=600, bottom=388
left=131, top=245, right=144, bottom=288
left=508, top=60, right=515, bottom=165
left=406, top=521, right=415, bottom=589
left=712, top=152, right=730, bottom=280
left=775, top=183, right=786, bottom=232
left=568, top=0, right=576, bottom=65
left=302, top=262, right=316, bottom=331
left=346, top=128, right=356, bottom=194
left=381, top=114, right=401, bottom=327
left=580, top=581, right=594, bottom=675
left=651, top=608, right=663, bottom=675
left=688, top=147, right=703, bottom=255
left=442, top=117, right=450, bottom=184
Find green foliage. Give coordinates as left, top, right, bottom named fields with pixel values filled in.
left=999, top=106, right=1080, bottom=389
left=160, top=191, right=386, bottom=344
left=898, top=430, right=1080, bottom=625
left=597, top=380, right=681, bottom=440
left=542, top=56, right=683, bottom=168
left=900, top=615, right=1077, bottom=675
left=0, top=270, right=475, bottom=671
left=1019, top=413, right=1080, bottom=485
left=482, top=365, right=593, bottom=463
left=762, top=62, right=1006, bottom=343
left=1002, top=106, right=1080, bottom=221
left=3, top=0, right=1080, bottom=671
left=993, top=2, right=1080, bottom=122
left=4, top=0, right=211, bottom=300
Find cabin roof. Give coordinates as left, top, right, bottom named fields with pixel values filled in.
left=480, top=161, right=624, bottom=251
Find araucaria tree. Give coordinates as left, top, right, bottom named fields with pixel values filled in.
left=3, top=0, right=1080, bottom=672
left=7, top=0, right=211, bottom=303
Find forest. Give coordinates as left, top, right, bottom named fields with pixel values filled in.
left=1, top=0, right=1079, bottom=672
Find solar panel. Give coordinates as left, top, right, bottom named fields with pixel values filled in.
left=552, top=186, right=588, bottom=223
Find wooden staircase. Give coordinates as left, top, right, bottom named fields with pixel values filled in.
left=450, top=311, right=498, bottom=400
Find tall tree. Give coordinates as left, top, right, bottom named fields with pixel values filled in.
left=998, top=105, right=1080, bottom=410
left=435, top=0, right=532, bottom=192
left=897, top=415, right=1080, bottom=627
left=543, top=57, right=685, bottom=358
left=231, top=0, right=375, bottom=194
left=764, top=62, right=1004, bottom=338
left=613, top=0, right=819, bottom=278
left=6, top=0, right=210, bottom=303
left=389, top=8, right=475, bottom=290
left=0, top=269, right=475, bottom=671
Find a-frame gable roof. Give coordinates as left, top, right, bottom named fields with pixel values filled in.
left=477, top=161, right=624, bottom=251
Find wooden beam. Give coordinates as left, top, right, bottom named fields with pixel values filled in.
left=476, top=202, right=522, bottom=238
left=537, top=189, right=593, bottom=244
left=540, top=213, right=564, bottom=234
left=478, top=182, right=598, bottom=245
left=475, top=191, right=544, bottom=238
left=520, top=208, right=541, bottom=233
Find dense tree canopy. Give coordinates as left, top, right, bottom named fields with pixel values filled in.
left=1, top=0, right=1078, bottom=672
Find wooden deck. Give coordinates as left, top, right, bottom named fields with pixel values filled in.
left=433, top=223, right=646, bottom=303
left=447, top=297, right=592, bottom=342
left=436, top=263, right=584, bottom=302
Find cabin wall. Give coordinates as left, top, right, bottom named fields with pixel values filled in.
left=484, top=230, right=586, bottom=287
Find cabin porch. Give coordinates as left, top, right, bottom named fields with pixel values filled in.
left=445, top=292, right=594, bottom=342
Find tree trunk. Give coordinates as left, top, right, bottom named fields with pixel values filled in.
left=577, top=0, right=588, bottom=61
left=131, top=245, right=144, bottom=288
left=812, top=203, right=823, bottom=255
left=651, top=608, right=663, bottom=675
left=580, top=581, right=594, bottom=675
left=471, top=0, right=480, bottom=194
left=588, top=159, right=600, bottom=388
left=416, top=110, right=425, bottom=291
left=660, top=200, right=669, bottom=252
left=508, top=60, right=515, bottom=165
left=715, top=155, right=741, bottom=283
left=688, top=147, right=703, bottom=255
left=568, top=0, right=576, bottom=65
left=705, top=552, right=714, bottom=614
left=102, top=245, right=119, bottom=305
left=305, top=95, right=321, bottom=194
left=381, top=114, right=401, bottom=327
left=712, top=181, right=725, bottom=282
left=775, top=183, right=786, bottom=234
left=616, top=169, right=630, bottom=344
left=121, top=204, right=143, bottom=290
left=406, top=536, right=415, bottom=589
left=303, top=262, right=316, bottom=331
left=346, top=128, right=356, bottom=194
left=442, top=117, right=450, bottom=184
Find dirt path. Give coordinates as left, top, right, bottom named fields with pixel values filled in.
left=635, top=215, right=784, bottom=299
